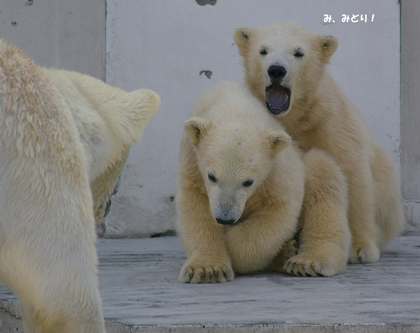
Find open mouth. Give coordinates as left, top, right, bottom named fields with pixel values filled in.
left=265, top=83, right=291, bottom=115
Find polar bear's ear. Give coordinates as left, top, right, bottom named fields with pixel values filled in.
left=265, top=130, right=291, bottom=154
left=318, top=35, right=338, bottom=62
left=234, top=27, right=255, bottom=57
left=184, top=117, right=212, bottom=145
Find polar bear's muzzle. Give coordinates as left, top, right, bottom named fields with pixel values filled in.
left=210, top=194, right=243, bottom=225
left=213, top=204, right=240, bottom=225
left=265, top=65, right=291, bottom=114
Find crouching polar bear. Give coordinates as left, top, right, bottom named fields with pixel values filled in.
left=176, top=81, right=350, bottom=283
left=234, top=21, right=405, bottom=266
left=0, top=40, right=159, bottom=332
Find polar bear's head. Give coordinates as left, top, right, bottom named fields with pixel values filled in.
left=184, top=116, right=290, bottom=225
left=234, top=21, right=338, bottom=117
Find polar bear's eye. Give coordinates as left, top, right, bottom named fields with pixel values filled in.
left=208, top=173, right=217, bottom=183
left=259, top=47, right=267, bottom=56
left=242, top=179, right=254, bottom=187
left=294, top=49, right=304, bottom=58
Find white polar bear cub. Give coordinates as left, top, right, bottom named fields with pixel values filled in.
left=234, top=21, right=405, bottom=265
left=0, top=40, right=159, bottom=332
left=177, top=80, right=350, bottom=283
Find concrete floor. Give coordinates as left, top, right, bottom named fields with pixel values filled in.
left=1, top=235, right=419, bottom=332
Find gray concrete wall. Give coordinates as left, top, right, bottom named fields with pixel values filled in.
left=401, top=1, right=420, bottom=234
left=105, top=0, right=402, bottom=237
left=0, top=0, right=106, bottom=81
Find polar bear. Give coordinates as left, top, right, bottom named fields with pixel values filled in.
left=45, top=69, right=159, bottom=237
left=0, top=40, right=159, bottom=332
left=234, top=21, right=405, bottom=265
left=176, top=81, right=350, bottom=282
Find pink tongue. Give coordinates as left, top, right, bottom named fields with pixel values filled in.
left=266, top=84, right=290, bottom=114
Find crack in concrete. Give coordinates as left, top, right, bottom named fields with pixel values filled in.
left=0, top=305, right=21, bottom=321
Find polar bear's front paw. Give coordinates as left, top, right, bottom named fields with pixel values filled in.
left=349, top=243, right=380, bottom=264
left=178, top=261, right=234, bottom=283
left=282, top=239, right=298, bottom=259
left=265, top=239, right=298, bottom=272
left=284, top=254, right=339, bottom=277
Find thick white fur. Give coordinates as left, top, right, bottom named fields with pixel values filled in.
left=0, top=40, right=159, bottom=332
left=234, top=21, right=405, bottom=267
left=176, top=81, right=306, bottom=283
left=46, top=69, right=160, bottom=234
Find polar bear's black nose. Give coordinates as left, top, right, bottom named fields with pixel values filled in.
left=216, top=218, right=236, bottom=225
left=268, top=65, right=287, bottom=82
